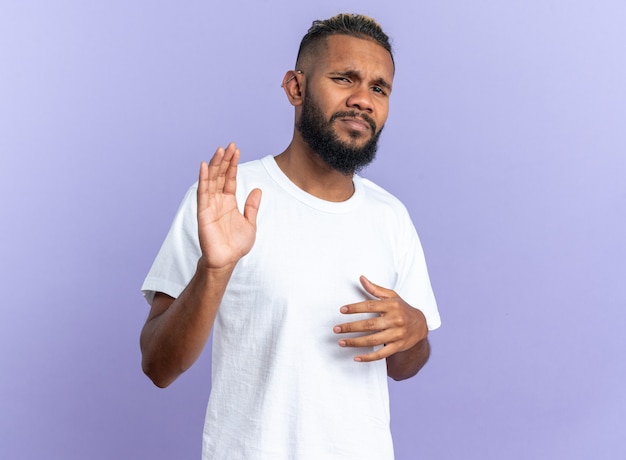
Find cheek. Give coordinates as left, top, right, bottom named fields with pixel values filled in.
left=320, top=86, right=353, bottom=108
left=375, top=104, right=389, bottom=126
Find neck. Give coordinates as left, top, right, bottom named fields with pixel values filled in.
left=275, top=137, right=355, bottom=202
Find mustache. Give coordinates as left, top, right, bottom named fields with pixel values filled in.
left=329, top=111, right=377, bottom=132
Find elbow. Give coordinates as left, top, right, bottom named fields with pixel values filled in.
left=141, top=355, right=178, bottom=389
left=387, top=338, right=431, bottom=381
left=144, top=370, right=173, bottom=389
left=140, top=333, right=180, bottom=388
left=388, top=363, right=424, bottom=381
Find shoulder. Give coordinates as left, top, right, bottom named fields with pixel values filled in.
left=236, top=156, right=273, bottom=186
left=238, top=156, right=266, bottom=173
left=238, top=156, right=272, bottom=176
left=358, top=176, right=411, bottom=218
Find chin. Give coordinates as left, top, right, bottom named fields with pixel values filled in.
left=341, top=131, right=373, bottom=145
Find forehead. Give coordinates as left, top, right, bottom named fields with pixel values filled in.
left=314, top=34, right=394, bottom=81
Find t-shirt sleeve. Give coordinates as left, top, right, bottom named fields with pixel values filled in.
left=394, top=213, right=441, bottom=331
left=141, top=184, right=201, bottom=305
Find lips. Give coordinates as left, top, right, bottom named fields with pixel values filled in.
left=330, top=111, right=376, bottom=132
left=341, top=117, right=370, bottom=132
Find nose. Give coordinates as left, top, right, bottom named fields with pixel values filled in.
left=346, top=86, right=374, bottom=113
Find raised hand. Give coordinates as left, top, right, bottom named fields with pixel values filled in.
left=333, top=276, right=428, bottom=363
left=197, top=142, right=262, bottom=270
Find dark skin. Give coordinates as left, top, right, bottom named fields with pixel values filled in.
left=141, top=146, right=261, bottom=388
left=335, top=276, right=430, bottom=380
left=140, top=35, right=430, bottom=388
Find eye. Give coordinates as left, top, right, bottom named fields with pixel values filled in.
left=333, top=77, right=351, bottom=84
left=372, top=86, right=387, bottom=96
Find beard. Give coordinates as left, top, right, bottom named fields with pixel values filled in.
left=297, top=91, right=384, bottom=175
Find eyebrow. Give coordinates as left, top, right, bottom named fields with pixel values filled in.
left=331, top=70, right=392, bottom=91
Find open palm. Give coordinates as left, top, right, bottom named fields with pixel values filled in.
left=197, top=143, right=262, bottom=270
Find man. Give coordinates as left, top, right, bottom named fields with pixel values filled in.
left=141, top=13, right=441, bottom=459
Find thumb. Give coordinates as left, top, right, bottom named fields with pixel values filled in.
left=360, top=275, right=397, bottom=300
left=243, top=188, right=262, bottom=227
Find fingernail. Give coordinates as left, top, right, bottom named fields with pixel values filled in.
left=338, top=340, right=346, bottom=347
left=333, top=326, right=341, bottom=333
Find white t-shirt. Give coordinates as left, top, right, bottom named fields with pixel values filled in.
left=142, top=156, right=441, bottom=459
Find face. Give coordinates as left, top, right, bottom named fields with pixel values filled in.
left=297, top=90, right=383, bottom=175
left=296, top=35, right=394, bottom=175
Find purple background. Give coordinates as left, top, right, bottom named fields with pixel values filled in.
left=2, top=1, right=625, bottom=459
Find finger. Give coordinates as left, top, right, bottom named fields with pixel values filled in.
left=333, top=316, right=383, bottom=334
left=243, top=188, right=262, bottom=228
left=360, top=275, right=397, bottom=300
left=353, top=343, right=398, bottom=363
left=207, top=146, right=226, bottom=197
left=337, top=329, right=401, bottom=350
left=197, top=161, right=209, bottom=211
left=340, top=298, right=385, bottom=315
left=215, top=142, right=237, bottom=192
left=223, top=146, right=240, bottom=195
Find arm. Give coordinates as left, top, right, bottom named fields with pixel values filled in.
left=140, top=143, right=261, bottom=388
left=386, top=336, right=430, bottom=381
left=333, top=276, right=430, bottom=381
left=140, top=264, right=235, bottom=388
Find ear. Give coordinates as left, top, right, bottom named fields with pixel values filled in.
left=281, top=70, right=304, bottom=106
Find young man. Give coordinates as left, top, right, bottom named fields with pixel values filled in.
left=141, top=13, right=441, bottom=459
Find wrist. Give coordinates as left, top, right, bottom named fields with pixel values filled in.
left=196, top=256, right=237, bottom=279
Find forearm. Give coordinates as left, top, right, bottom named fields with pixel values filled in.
left=140, top=260, right=234, bottom=388
left=386, top=337, right=430, bottom=381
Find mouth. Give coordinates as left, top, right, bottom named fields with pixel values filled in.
left=331, top=112, right=377, bottom=133
left=340, top=117, right=371, bottom=132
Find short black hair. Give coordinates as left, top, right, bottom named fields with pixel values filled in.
left=296, top=13, right=394, bottom=68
